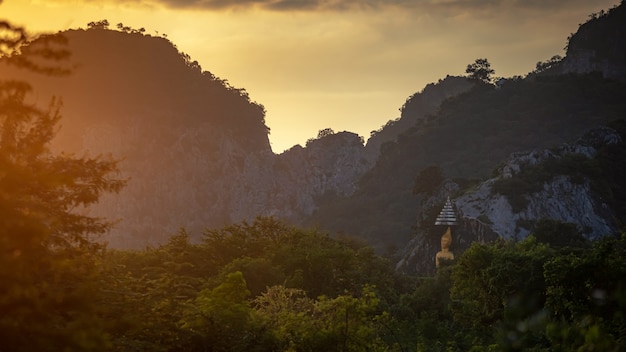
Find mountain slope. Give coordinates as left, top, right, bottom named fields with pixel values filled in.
left=2, top=2, right=625, bottom=251
left=308, top=2, right=626, bottom=252
left=1, top=27, right=273, bottom=247
left=0, top=27, right=378, bottom=247
left=310, top=74, right=626, bottom=251
left=398, top=124, right=625, bottom=275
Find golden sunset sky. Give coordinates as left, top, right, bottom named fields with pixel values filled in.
left=1, top=0, right=619, bottom=152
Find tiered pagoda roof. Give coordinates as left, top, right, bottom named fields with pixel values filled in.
left=435, top=197, right=457, bottom=226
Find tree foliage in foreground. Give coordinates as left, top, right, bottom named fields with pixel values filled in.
left=92, top=216, right=626, bottom=352
left=3, top=12, right=625, bottom=351
left=0, top=20, right=125, bottom=351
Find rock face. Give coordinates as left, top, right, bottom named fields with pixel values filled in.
left=3, top=25, right=476, bottom=247
left=229, top=131, right=371, bottom=223
left=561, top=2, right=626, bottom=81
left=397, top=127, right=621, bottom=275
left=3, top=3, right=624, bottom=251
left=0, top=27, right=376, bottom=247
left=456, top=127, right=620, bottom=240
left=92, top=127, right=370, bottom=247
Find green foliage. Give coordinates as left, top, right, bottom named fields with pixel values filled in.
left=543, top=234, right=626, bottom=349
left=97, top=218, right=407, bottom=350
left=413, top=165, right=444, bottom=196
left=201, top=216, right=292, bottom=270
left=312, top=72, right=626, bottom=250
left=450, top=238, right=553, bottom=348
left=92, top=218, right=626, bottom=351
left=181, top=271, right=257, bottom=351
left=218, top=256, right=286, bottom=297
left=0, top=24, right=125, bottom=350
left=531, top=219, right=587, bottom=248
left=255, top=285, right=390, bottom=352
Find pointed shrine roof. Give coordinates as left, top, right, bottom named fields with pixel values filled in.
left=435, top=197, right=457, bottom=226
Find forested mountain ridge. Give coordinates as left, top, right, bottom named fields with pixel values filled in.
left=398, top=123, right=626, bottom=275
left=0, top=26, right=375, bottom=247
left=0, top=26, right=276, bottom=247
left=312, top=73, right=626, bottom=252
left=309, top=1, right=626, bottom=256
left=2, top=2, right=625, bottom=254
left=2, top=4, right=626, bottom=351
left=364, top=75, right=474, bottom=161
left=0, top=22, right=476, bottom=247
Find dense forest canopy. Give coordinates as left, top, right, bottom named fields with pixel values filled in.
left=37, top=218, right=626, bottom=350
left=1, top=2, right=626, bottom=350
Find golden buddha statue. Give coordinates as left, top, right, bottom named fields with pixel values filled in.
left=435, top=226, right=454, bottom=267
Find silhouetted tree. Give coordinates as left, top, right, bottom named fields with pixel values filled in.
left=1, top=21, right=70, bottom=75
left=535, top=55, right=563, bottom=73
left=465, top=58, right=495, bottom=84
left=0, top=19, right=124, bottom=351
left=87, top=19, right=109, bottom=29
left=317, top=127, right=335, bottom=138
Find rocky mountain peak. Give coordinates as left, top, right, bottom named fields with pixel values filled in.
left=561, top=1, right=626, bottom=80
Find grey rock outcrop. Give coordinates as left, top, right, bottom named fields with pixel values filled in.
left=561, top=2, right=626, bottom=81
left=229, top=131, right=371, bottom=223
left=397, top=127, right=621, bottom=274
left=456, top=127, right=620, bottom=240
left=6, top=27, right=469, bottom=248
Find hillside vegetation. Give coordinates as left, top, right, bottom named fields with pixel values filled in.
left=0, top=25, right=273, bottom=246
left=2, top=2, right=626, bottom=351
left=308, top=2, right=626, bottom=251
left=311, top=73, right=626, bottom=251
left=40, top=219, right=626, bottom=351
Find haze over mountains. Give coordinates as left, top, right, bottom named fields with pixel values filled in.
left=1, top=2, right=625, bottom=271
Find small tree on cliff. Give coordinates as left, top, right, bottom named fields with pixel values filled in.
left=465, top=58, right=495, bottom=84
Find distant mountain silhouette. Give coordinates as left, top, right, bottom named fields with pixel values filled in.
left=0, top=26, right=372, bottom=247
left=1, top=2, right=625, bottom=253
left=308, top=1, right=626, bottom=253
left=0, top=27, right=272, bottom=246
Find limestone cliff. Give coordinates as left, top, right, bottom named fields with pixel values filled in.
left=561, top=2, right=626, bottom=81
left=4, top=3, right=624, bottom=252
left=456, top=126, right=620, bottom=240
left=229, top=132, right=371, bottom=223
left=0, top=27, right=376, bottom=247
left=397, top=127, right=621, bottom=275
left=0, top=28, right=272, bottom=247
